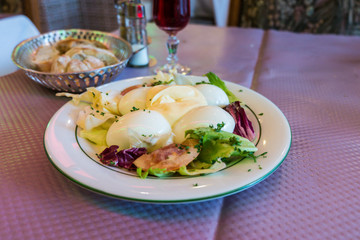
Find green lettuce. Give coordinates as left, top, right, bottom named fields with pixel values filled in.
left=185, top=127, right=257, bottom=164
left=79, top=119, right=114, bottom=146
left=178, top=160, right=226, bottom=176
left=80, top=127, right=108, bottom=146
left=137, top=167, right=175, bottom=178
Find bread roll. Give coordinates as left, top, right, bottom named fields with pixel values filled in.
left=32, top=45, right=59, bottom=72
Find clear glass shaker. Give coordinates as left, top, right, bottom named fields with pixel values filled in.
left=126, top=1, right=149, bottom=67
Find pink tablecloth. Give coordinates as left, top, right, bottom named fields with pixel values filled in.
left=0, top=24, right=359, bottom=239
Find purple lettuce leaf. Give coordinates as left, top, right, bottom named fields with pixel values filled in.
left=99, top=146, right=147, bottom=169
left=224, top=101, right=256, bottom=141
left=99, top=145, right=119, bottom=166
left=117, top=147, right=147, bottom=169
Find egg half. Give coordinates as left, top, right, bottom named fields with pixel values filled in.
left=146, top=85, right=207, bottom=126
left=106, top=110, right=173, bottom=151
left=194, top=84, right=229, bottom=107
left=118, top=87, right=151, bottom=115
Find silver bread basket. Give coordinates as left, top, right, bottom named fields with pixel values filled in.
left=12, top=29, right=132, bottom=93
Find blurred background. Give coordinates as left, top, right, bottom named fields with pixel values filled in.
left=1, top=0, right=360, bottom=35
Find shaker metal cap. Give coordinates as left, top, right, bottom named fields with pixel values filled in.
left=126, top=1, right=146, bottom=19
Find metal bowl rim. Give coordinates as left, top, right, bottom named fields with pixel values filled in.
left=11, top=28, right=133, bottom=76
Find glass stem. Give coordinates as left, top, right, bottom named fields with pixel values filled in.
left=166, top=35, right=180, bottom=66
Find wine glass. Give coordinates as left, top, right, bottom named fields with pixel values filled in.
left=153, top=0, right=191, bottom=74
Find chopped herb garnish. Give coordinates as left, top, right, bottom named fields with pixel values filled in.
left=258, top=113, right=264, bottom=116
left=193, top=183, right=198, bottom=187
left=130, top=106, right=139, bottom=112
left=258, top=152, right=268, bottom=158
left=208, top=122, right=225, bottom=132
left=195, top=81, right=209, bottom=85
left=194, top=144, right=202, bottom=153
left=258, top=165, right=263, bottom=170
left=100, top=112, right=105, bottom=116
left=248, top=169, right=251, bottom=172
left=239, top=89, right=243, bottom=92
left=215, top=122, right=225, bottom=132
left=151, top=79, right=174, bottom=86
left=228, top=136, right=239, bottom=146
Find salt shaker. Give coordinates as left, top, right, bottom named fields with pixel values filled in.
left=125, top=0, right=149, bottom=67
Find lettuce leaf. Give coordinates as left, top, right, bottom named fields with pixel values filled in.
left=185, top=127, right=257, bottom=164
left=204, top=72, right=239, bottom=103
left=80, top=127, right=108, bottom=146
left=79, top=118, right=114, bottom=146
left=178, top=160, right=226, bottom=176
left=224, top=101, right=256, bottom=141
left=137, top=168, right=175, bottom=178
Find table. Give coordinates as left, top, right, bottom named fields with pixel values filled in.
left=1, top=23, right=359, bottom=240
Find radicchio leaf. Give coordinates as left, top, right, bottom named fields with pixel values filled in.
left=224, top=101, right=256, bottom=141
left=99, top=145, right=119, bottom=166
left=117, top=147, right=147, bottom=169
left=99, top=146, right=147, bottom=169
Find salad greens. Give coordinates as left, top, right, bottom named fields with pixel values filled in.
left=80, top=126, right=108, bottom=146
left=134, top=125, right=258, bottom=178
left=185, top=126, right=257, bottom=164
left=79, top=118, right=114, bottom=146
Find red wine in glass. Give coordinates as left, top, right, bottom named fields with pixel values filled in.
left=153, top=0, right=191, bottom=74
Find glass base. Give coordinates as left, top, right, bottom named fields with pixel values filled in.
left=154, top=63, right=191, bottom=75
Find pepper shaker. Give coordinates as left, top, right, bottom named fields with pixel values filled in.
left=125, top=0, right=149, bottom=67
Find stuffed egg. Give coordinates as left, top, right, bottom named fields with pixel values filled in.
left=172, top=105, right=235, bottom=144
left=106, top=110, right=173, bottom=151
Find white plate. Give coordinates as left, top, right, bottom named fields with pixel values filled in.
left=44, top=76, right=291, bottom=203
